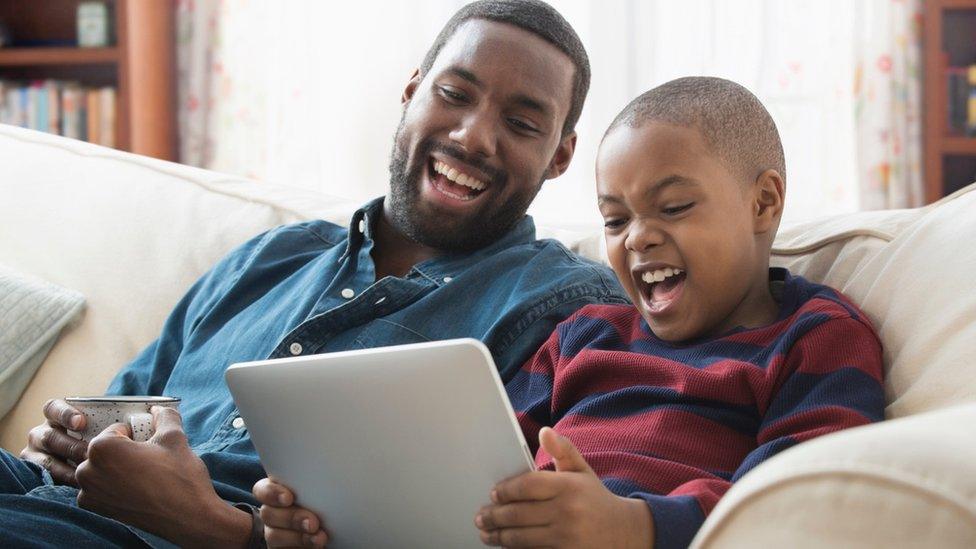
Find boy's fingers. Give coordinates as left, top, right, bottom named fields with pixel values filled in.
left=539, top=427, right=591, bottom=474
left=253, top=477, right=295, bottom=506
left=492, top=471, right=559, bottom=504
left=476, top=500, right=553, bottom=530
left=264, top=526, right=328, bottom=548
left=479, top=525, right=551, bottom=547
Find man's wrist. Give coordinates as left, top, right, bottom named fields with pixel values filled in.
left=176, top=499, right=255, bottom=548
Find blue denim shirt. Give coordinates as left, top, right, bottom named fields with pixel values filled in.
left=106, top=197, right=627, bottom=506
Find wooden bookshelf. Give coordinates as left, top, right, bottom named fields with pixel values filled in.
left=0, top=0, right=175, bottom=160
left=923, top=0, right=976, bottom=203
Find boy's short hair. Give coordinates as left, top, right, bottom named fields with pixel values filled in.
left=420, top=0, right=590, bottom=138
left=605, top=76, right=786, bottom=183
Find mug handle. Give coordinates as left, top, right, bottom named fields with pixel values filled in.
left=127, top=412, right=155, bottom=442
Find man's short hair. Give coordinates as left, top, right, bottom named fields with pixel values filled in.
left=606, top=76, right=786, bottom=182
left=420, top=0, right=589, bottom=138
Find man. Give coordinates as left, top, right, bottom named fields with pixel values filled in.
left=3, top=1, right=626, bottom=547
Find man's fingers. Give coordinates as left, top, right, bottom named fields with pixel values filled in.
left=263, top=525, right=329, bottom=548
left=27, top=424, right=88, bottom=463
left=492, top=471, right=560, bottom=504
left=42, top=399, right=85, bottom=430
left=149, top=406, right=187, bottom=446
left=254, top=477, right=295, bottom=507
left=259, top=504, right=322, bottom=533
left=479, top=525, right=552, bottom=548
left=476, top=500, right=554, bottom=530
left=19, top=449, right=79, bottom=486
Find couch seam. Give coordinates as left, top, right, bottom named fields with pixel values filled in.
left=0, top=128, right=316, bottom=219
left=695, top=463, right=976, bottom=547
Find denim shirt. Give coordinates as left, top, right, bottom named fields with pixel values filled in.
left=106, top=197, right=628, bottom=506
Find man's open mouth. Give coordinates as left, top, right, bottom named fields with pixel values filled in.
left=637, top=267, right=686, bottom=314
left=427, top=157, right=490, bottom=202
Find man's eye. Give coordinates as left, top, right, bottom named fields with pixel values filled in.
left=508, top=118, right=539, bottom=133
left=662, top=203, right=694, bottom=216
left=438, top=86, right=466, bottom=103
left=603, top=218, right=627, bottom=229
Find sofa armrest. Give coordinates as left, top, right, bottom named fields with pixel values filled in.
left=692, top=403, right=976, bottom=548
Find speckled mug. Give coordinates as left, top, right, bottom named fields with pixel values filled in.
left=65, top=396, right=181, bottom=442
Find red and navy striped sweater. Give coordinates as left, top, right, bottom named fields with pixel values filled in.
left=506, top=268, right=885, bottom=549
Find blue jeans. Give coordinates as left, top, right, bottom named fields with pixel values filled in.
left=0, top=449, right=155, bottom=548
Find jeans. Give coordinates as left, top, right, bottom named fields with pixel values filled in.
left=0, top=449, right=155, bottom=548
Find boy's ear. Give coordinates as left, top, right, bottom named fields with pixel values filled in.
left=753, top=169, right=785, bottom=235
left=544, top=131, right=577, bottom=181
left=401, top=69, right=422, bottom=107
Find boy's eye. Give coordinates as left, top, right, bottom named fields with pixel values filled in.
left=662, top=202, right=694, bottom=216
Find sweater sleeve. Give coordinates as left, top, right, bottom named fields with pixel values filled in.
left=615, top=316, right=885, bottom=549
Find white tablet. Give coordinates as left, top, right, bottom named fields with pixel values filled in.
left=225, top=339, right=536, bottom=548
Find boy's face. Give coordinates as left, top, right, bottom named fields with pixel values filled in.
left=596, top=122, right=775, bottom=342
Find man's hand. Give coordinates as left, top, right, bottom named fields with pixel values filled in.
left=20, top=399, right=89, bottom=485
left=474, top=427, right=655, bottom=548
left=75, top=406, right=253, bottom=548
left=253, top=477, right=330, bottom=547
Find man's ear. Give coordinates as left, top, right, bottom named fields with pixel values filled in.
left=753, top=169, right=785, bottom=234
left=544, top=131, right=577, bottom=181
left=402, top=69, right=422, bottom=107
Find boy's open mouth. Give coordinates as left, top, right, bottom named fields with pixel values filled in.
left=427, top=157, right=489, bottom=202
left=637, top=267, right=686, bottom=314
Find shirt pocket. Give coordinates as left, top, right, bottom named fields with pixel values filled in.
left=352, top=318, right=433, bottom=349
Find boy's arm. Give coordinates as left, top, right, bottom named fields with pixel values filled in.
left=625, top=316, right=886, bottom=549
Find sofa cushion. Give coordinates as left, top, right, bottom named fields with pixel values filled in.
left=0, top=265, right=85, bottom=420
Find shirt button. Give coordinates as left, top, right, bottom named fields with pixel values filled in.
left=289, top=342, right=303, bottom=355
left=358, top=219, right=365, bottom=233
left=341, top=288, right=355, bottom=299
left=232, top=417, right=246, bottom=429
left=443, top=277, right=453, bottom=283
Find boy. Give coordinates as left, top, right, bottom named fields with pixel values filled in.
left=256, top=77, right=885, bottom=548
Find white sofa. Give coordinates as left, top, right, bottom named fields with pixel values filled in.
left=1, top=124, right=974, bottom=547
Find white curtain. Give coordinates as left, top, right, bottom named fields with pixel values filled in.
left=177, top=0, right=923, bottom=230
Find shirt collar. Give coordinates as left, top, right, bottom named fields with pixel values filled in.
left=338, top=197, right=384, bottom=263
left=339, top=196, right=539, bottom=285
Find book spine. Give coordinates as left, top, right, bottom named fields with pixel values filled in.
left=86, top=88, right=100, bottom=144
left=967, top=65, right=976, bottom=137
left=46, top=80, right=60, bottom=135
left=99, top=87, right=116, bottom=148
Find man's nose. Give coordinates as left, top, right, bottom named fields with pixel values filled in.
left=625, top=220, right=665, bottom=252
left=448, top=110, right=498, bottom=158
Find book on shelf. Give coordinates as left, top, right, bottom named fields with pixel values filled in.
left=0, top=79, right=117, bottom=147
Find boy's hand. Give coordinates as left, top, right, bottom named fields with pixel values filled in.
left=253, top=477, right=330, bottom=547
left=475, top=427, right=654, bottom=548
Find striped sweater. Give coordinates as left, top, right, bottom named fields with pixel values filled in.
left=506, top=268, right=885, bottom=549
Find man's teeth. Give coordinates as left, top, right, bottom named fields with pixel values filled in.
left=641, top=268, right=684, bottom=284
left=434, top=161, right=487, bottom=191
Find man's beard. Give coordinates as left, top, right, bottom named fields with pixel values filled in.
left=386, top=116, right=544, bottom=253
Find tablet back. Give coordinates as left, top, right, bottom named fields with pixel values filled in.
left=226, top=338, right=535, bottom=548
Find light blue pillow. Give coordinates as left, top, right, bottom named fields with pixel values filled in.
left=0, top=265, right=85, bottom=420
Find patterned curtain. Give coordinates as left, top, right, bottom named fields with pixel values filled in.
left=175, top=0, right=926, bottom=226
left=854, top=0, right=924, bottom=210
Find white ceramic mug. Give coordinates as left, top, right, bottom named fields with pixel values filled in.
left=65, top=396, right=181, bottom=442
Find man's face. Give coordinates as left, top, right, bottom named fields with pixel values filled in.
left=596, top=123, right=768, bottom=342
left=387, top=20, right=576, bottom=251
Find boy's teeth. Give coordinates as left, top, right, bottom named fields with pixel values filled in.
left=641, top=268, right=684, bottom=284
left=434, top=160, right=487, bottom=191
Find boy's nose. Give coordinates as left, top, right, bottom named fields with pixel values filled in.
left=449, top=111, right=498, bottom=158
left=625, top=221, right=665, bottom=252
